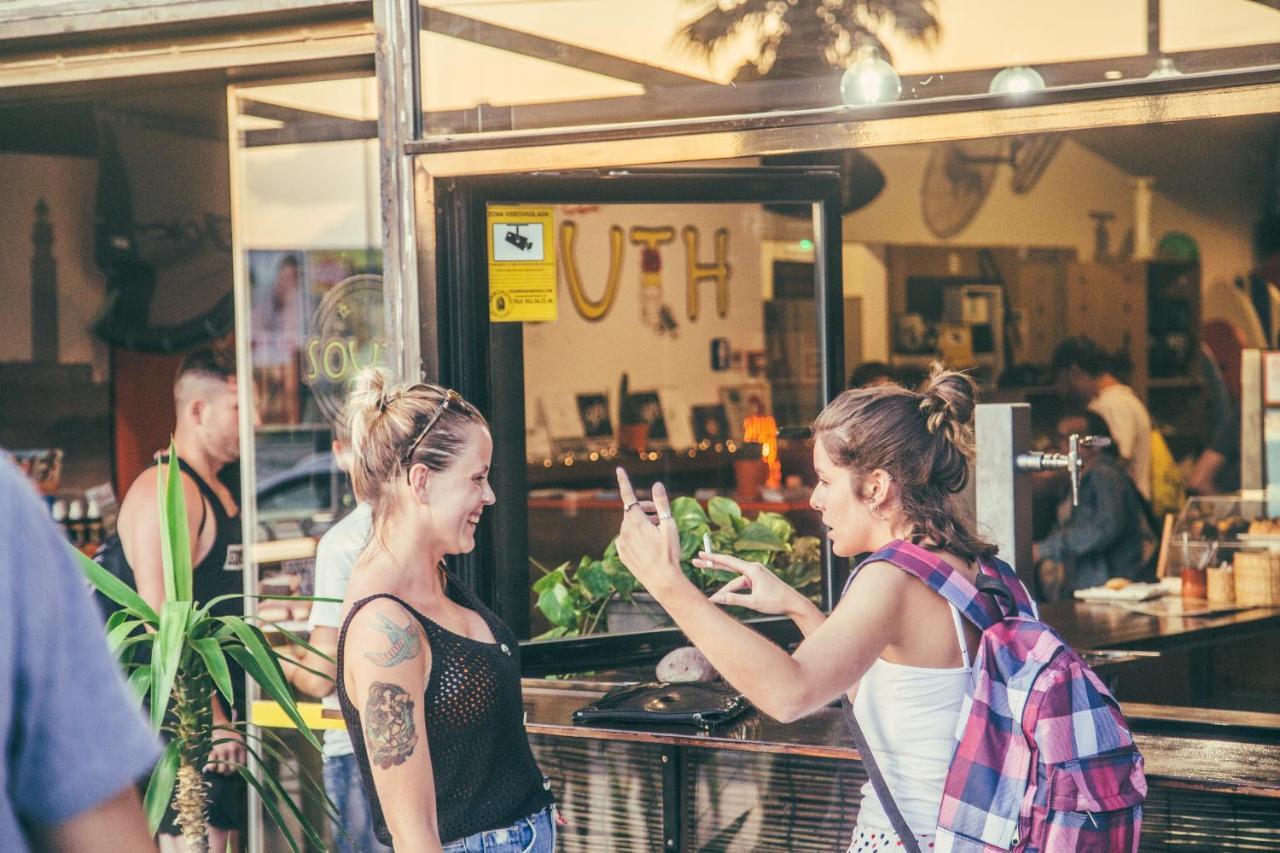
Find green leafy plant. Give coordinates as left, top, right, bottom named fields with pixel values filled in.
left=72, top=443, right=335, bottom=853
left=533, top=495, right=822, bottom=637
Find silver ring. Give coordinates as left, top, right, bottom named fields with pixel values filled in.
left=623, top=501, right=640, bottom=512
left=657, top=511, right=673, bottom=521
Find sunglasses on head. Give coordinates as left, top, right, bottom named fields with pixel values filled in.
left=403, top=388, right=465, bottom=483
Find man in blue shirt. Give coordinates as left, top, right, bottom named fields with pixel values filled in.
left=1035, top=413, right=1150, bottom=597
left=1, top=455, right=160, bottom=851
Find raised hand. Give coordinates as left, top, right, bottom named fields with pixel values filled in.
left=615, top=468, right=684, bottom=597
left=700, top=551, right=809, bottom=617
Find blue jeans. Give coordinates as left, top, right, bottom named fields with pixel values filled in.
left=442, top=807, right=556, bottom=853
left=324, top=753, right=391, bottom=853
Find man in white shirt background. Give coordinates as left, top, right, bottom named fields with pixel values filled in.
left=1052, top=336, right=1153, bottom=500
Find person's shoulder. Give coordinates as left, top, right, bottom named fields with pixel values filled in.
left=346, top=593, right=420, bottom=637
left=344, top=595, right=428, bottom=669
left=846, top=559, right=915, bottom=593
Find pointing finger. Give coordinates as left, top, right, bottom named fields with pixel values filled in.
left=616, top=467, right=639, bottom=512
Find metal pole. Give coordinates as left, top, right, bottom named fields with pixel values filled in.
left=374, top=0, right=423, bottom=381
left=225, top=83, right=264, bottom=853
left=1242, top=349, right=1263, bottom=491
left=975, top=403, right=1035, bottom=590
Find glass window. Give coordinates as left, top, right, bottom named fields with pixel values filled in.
left=230, top=76, right=386, bottom=547
left=498, top=200, right=829, bottom=640
left=416, top=0, right=1280, bottom=141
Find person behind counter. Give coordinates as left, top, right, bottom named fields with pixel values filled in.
left=279, top=410, right=389, bottom=853
left=335, top=369, right=555, bottom=853
left=1052, top=336, right=1153, bottom=500
left=1034, top=412, right=1153, bottom=598
left=613, top=367, right=1019, bottom=851
left=108, top=347, right=251, bottom=853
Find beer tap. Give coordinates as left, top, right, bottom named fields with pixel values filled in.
left=1015, top=433, right=1112, bottom=507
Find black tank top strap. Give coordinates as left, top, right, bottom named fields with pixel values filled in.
left=155, top=454, right=227, bottom=534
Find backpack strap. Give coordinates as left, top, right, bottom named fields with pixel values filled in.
left=840, top=698, right=922, bottom=853
left=848, top=540, right=1017, bottom=631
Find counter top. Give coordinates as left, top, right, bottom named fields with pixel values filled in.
left=1039, top=599, right=1280, bottom=651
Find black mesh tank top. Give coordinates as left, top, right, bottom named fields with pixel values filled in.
left=336, top=578, right=553, bottom=846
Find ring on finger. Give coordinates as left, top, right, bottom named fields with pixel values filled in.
left=657, top=510, right=673, bottom=520
left=623, top=500, right=640, bottom=512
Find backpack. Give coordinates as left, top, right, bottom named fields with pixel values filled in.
left=843, top=541, right=1146, bottom=853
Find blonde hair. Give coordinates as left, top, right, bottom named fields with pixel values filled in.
left=346, top=368, right=486, bottom=517
left=812, top=364, right=995, bottom=562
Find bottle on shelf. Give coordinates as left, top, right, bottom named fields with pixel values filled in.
left=50, top=498, right=68, bottom=541
left=66, top=499, right=85, bottom=548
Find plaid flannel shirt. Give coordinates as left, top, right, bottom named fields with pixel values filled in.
left=853, top=541, right=1145, bottom=852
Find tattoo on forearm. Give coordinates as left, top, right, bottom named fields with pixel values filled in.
left=364, top=613, right=422, bottom=667
left=365, top=681, right=418, bottom=769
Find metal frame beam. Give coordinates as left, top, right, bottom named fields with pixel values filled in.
left=420, top=6, right=709, bottom=90
left=409, top=73, right=1280, bottom=176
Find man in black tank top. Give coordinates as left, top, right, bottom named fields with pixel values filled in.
left=113, top=348, right=250, bottom=851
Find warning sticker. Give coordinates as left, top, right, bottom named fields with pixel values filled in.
left=487, top=205, right=557, bottom=322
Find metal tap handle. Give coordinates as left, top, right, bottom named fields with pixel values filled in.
left=1014, top=434, right=1111, bottom=507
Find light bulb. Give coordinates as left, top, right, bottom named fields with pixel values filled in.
left=989, top=65, right=1046, bottom=96
left=840, top=45, right=901, bottom=106
left=1146, top=57, right=1182, bottom=79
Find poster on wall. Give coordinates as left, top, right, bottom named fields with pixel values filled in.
left=487, top=205, right=557, bottom=323
left=249, top=249, right=383, bottom=428
left=575, top=392, right=614, bottom=450
left=628, top=390, right=668, bottom=445
left=540, top=392, right=586, bottom=454
left=249, top=250, right=307, bottom=426
left=660, top=389, right=695, bottom=450
left=719, top=383, right=772, bottom=442
left=691, top=404, right=731, bottom=443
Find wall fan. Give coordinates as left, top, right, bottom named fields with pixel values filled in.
left=921, top=135, right=1062, bottom=239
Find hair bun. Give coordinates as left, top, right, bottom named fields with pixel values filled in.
left=918, top=365, right=977, bottom=435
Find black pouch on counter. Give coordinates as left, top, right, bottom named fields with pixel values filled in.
left=572, top=681, right=751, bottom=731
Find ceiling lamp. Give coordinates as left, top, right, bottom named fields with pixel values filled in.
left=989, top=65, right=1046, bottom=96
left=840, top=45, right=902, bottom=106
left=1146, top=57, right=1183, bottom=79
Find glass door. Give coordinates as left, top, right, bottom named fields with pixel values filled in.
left=432, top=169, right=845, bottom=670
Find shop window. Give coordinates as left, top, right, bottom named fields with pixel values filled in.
left=430, top=170, right=844, bottom=651
left=230, top=76, right=385, bottom=546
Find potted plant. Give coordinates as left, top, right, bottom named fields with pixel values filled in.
left=616, top=372, right=649, bottom=453
left=73, top=443, right=333, bottom=853
left=533, top=495, right=821, bottom=637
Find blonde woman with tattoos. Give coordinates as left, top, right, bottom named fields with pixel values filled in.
left=336, top=369, right=555, bottom=853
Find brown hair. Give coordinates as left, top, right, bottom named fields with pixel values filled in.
left=812, top=365, right=996, bottom=563
left=346, top=367, right=487, bottom=518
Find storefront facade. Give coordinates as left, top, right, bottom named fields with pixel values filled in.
left=3, top=1, right=1280, bottom=850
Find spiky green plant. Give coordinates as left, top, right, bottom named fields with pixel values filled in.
left=72, top=442, right=338, bottom=852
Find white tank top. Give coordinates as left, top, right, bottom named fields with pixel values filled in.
left=852, top=603, right=971, bottom=837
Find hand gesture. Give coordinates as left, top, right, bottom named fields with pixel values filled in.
left=614, top=468, right=684, bottom=598
left=699, top=552, right=807, bottom=617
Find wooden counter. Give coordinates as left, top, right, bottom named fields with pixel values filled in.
left=519, top=682, right=1280, bottom=799
left=1039, top=599, right=1280, bottom=653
